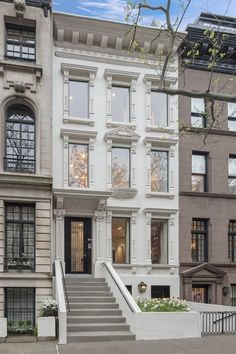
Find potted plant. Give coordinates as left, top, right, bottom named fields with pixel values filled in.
left=37, top=297, right=58, bottom=341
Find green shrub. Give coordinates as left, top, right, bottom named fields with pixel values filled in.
left=137, top=298, right=189, bottom=312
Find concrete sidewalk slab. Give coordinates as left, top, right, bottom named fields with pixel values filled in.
left=0, top=342, right=57, bottom=354
left=58, top=336, right=236, bottom=354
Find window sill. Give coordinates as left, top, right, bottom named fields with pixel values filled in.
left=109, top=188, right=137, bottom=199
left=63, top=116, right=95, bottom=126
left=106, top=120, right=136, bottom=130
left=146, top=192, right=175, bottom=199
left=146, top=125, right=175, bottom=134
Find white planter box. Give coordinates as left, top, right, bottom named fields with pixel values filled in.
left=0, top=318, right=7, bottom=342
left=37, top=317, right=56, bottom=340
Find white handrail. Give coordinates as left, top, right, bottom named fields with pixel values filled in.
left=102, top=262, right=141, bottom=313
left=55, top=260, right=67, bottom=344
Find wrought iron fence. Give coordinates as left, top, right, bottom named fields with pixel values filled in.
left=201, top=311, right=236, bottom=335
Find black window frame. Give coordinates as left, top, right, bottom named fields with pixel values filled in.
left=151, top=285, right=170, bottom=299
left=4, top=203, right=35, bottom=271
left=191, top=98, right=207, bottom=128
left=5, top=287, right=35, bottom=328
left=4, top=104, right=36, bottom=174
left=191, top=219, right=208, bottom=262
left=191, top=152, right=208, bottom=192
left=228, top=220, right=236, bottom=263
left=5, top=22, right=36, bottom=62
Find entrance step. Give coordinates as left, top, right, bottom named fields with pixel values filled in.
left=65, top=275, right=135, bottom=342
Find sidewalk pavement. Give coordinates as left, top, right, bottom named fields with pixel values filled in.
left=2, top=336, right=236, bottom=354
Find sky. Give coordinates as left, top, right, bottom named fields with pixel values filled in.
left=53, top=0, right=236, bottom=30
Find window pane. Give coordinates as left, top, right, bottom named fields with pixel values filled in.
left=112, top=148, right=130, bottom=188
left=192, top=175, right=205, bottom=192
left=151, top=220, right=168, bottom=264
left=112, top=218, right=130, bottom=264
left=228, top=119, right=236, bottom=132
left=191, top=219, right=207, bottom=262
left=191, top=98, right=205, bottom=114
left=228, top=103, right=236, bottom=118
left=151, top=151, right=168, bottom=192
left=191, top=116, right=204, bottom=128
left=69, top=144, right=88, bottom=188
left=151, top=92, right=167, bottom=126
left=111, top=86, right=130, bottom=123
left=192, top=155, right=206, bottom=174
left=228, top=158, right=236, bottom=176
left=69, top=81, right=89, bottom=118
left=228, top=178, right=236, bottom=194
left=151, top=286, right=170, bottom=299
left=6, top=24, right=35, bottom=61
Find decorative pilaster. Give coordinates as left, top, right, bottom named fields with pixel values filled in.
left=145, top=80, right=152, bottom=126
left=169, top=147, right=175, bottom=191
left=130, top=79, right=137, bottom=125
left=89, top=73, right=95, bottom=119
left=131, top=142, right=137, bottom=188
left=106, top=139, right=112, bottom=188
left=106, top=76, right=112, bottom=125
left=169, top=214, right=176, bottom=265
left=131, top=212, right=138, bottom=263
left=89, top=137, right=95, bottom=189
left=63, top=70, right=69, bottom=118
left=106, top=211, right=112, bottom=262
left=63, top=135, right=69, bottom=187
left=94, top=211, right=105, bottom=261
left=54, top=209, right=65, bottom=261
left=145, top=143, right=152, bottom=194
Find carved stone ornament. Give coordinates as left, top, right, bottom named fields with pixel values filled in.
left=14, top=81, right=26, bottom=95
left=14, top=0, right=26, bottom=17
left=111, top=188, right=137, bottom=199
left=104, top=126, right=140, bottom=142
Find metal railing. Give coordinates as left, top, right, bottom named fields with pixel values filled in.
left=4, top=257, right=35, bottom=271
left=4, top=157, right=36, bottom=173
left=201, top=311, right=236, bottom=335
left=59, top=260, right=70, bottom=312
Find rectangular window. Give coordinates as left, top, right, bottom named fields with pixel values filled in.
left=228, top=103, right=236, bottom=131
left=69, top=80, right=89, bottom=118
left=5, top=204, right=35, bottom=271
left=231, top=284, right=236, bottom=306
left=151, top=220, right=168, bottom=264
left=151, top=286, right=170, bottom=299
left=192, top=153, right=207, bottom=192
left=151, top=91, right=168, bottom=126
left=112, top=147, right=130, bottom=188
left=228, top=220, right=236, bottom=262
left=6, top=24, right=36, bottom=61
left=5, top=288, right=35, bottom=328
left=191, top=98, right=206, bottom=128
left=191, top=219, right=208, bottom=262
left=69, top=143, right=88, bottom=188
left=151, top=150, right=168, bottom=192
left=112, top=217, right=130, bottom=264
left=228, top=156, right=236, bottom=193
left=111, top=86, right=130, bottom=123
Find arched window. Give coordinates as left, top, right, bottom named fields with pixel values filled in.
left=5, top=104, right=36, bottom=173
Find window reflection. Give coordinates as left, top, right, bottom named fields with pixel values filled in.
left=151, top=150, right=168, bottom=192
left=191, top=98, right=205, bottom=128
left=112, top=218, right=130, bottom=264
left=151, top=92, right=168, bottom=126
left=191, top=154, right=207, bottom=192
left=112, top=147, right=130, bottom=188
left=151, top=220, right=168, bottom=264
left=228, top=156, right=236, bottom=194
left=111, top=86, right=130, bottom=123
left=228, top=103, right=236, bottom=132
left=69, top=80, right=89, bottom=118
left=69, top=144, right=88, bottom=188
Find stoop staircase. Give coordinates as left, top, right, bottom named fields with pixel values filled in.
left=65, top=276, right=136, bottom=343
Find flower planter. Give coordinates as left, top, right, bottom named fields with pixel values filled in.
left=0, top=318, right=7, bottom=342
left=37, top=317, right=55, bottom=341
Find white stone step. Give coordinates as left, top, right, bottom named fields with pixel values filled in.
left=67, top=331, right=136, bottom=343
left=68, top=309, right=122, bottom=316
left=67, top=323, right=130, bottom=332
left=67, top=316, right=126, bottom=323
left=69, top=303, right=119, bottom=309
left=67, top=291, right=112, bottom=297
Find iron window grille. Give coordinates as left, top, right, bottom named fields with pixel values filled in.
left=5, top=104, right=36, bottom=173
left=228, top=221, right=236, bottom=263
left=5, top=288, right=35, bottom=328
left=192, top=153, right=207, bottom=192
left=4, top=204, right=35, bottom=271
left=191, top=219, right=208, bottom=262
left=5, top=23, right=36, bottom=62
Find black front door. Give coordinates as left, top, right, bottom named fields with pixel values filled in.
left=65, top=217, right=92, bottom=274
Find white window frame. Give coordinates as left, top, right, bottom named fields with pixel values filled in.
left=61, top=64, right=97, bottom=125
left=143, top=74, right=176, bottom=132
left=144, top=136, right=177, bottom=198
left=104, top=69, right=139, bottom=128
left=61, top=128, right=97, bottom=189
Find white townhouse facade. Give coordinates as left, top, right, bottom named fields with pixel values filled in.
left=0, top=0, right=52, bottom=328
left=53, top=13, right=180, bottom=299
